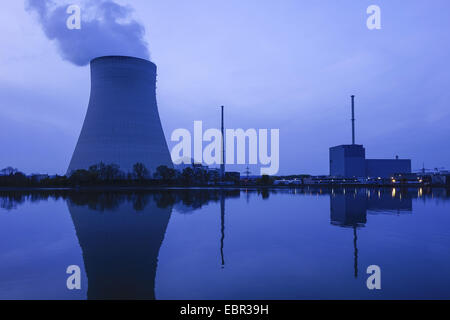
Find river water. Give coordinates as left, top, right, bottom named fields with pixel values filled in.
left=0, top=187, right=449, bottom=300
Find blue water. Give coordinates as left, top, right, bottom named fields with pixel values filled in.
left=0, top=188, right=449, bottom=300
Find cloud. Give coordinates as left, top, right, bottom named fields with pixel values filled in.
left=26, top=0, right=150, bottom=66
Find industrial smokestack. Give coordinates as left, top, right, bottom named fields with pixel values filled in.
left=351, top=95, right=355, bottom=145
left=67, top=56, right=173, bottom=175
left=220, top=106, right=225, bottom=180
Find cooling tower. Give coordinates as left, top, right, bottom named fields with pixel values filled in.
left=67, top=56, right=173, bottom=175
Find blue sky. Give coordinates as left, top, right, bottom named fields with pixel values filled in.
left=1, top=0, right=449, bottom=175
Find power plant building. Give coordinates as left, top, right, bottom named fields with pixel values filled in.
left=329, top=96, right=411, bottom=178
left=329, top=144, right=366, bottom=178
left=330, top=145, right=411, bottom=178
left=67, top=56, right=173, bottom=175
left=366, top=158, right=411, bottom=178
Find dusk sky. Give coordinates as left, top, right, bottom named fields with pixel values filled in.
left=1, top=0, right=449, bottom=175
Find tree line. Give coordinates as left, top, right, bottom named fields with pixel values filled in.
left=0, top=163, right=272, bottom=187
left=0, top=189, right=244, bottom=212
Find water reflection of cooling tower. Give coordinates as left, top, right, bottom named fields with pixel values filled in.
left=67, top=56, right=173, bottom=175
left=68, top=196, right=171, bottom=300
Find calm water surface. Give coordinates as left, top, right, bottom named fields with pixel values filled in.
left=0, top=188, right=449, bottom=300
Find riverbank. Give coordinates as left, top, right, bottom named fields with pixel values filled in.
left=0, top=184, right=448, bottom=192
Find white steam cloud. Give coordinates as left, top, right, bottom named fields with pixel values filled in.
left=26, top=0, right=150, bottom=66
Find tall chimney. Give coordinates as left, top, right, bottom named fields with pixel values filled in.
left=351, top=95, right=355, bottom=145
left=220, top=106, right=225, bottom=180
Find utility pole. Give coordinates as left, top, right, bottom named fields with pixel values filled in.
left=244, top=166, right=250, bottom=180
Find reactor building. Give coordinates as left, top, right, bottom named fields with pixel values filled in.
left=329, top=96, right=411, bottom=178
left=67, top=56, right=173, bottom=175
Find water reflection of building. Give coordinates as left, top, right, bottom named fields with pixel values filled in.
left=366, top=188, right=413, bottom=214
left=330, top=188, right=413, bottom=222
left=330, top=190, right=367, bottom=228
left=330, top=192, right=366, bottom=279
left=67, top=196, right=171, bottom=300
left=329, top=188, right=413, bottom=278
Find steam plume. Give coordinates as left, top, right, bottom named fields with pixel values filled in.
left=26, top=0, right=150, bottom=66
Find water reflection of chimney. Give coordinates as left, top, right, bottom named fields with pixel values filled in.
left=353, top=226, right=358, bottom=278
left=220, top=191, right=225, bottom=268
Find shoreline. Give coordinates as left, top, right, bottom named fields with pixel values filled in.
left=0, top=184, right=448, bottom=192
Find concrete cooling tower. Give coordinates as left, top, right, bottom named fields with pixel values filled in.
left=67, top=56, right=173, bottom=175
